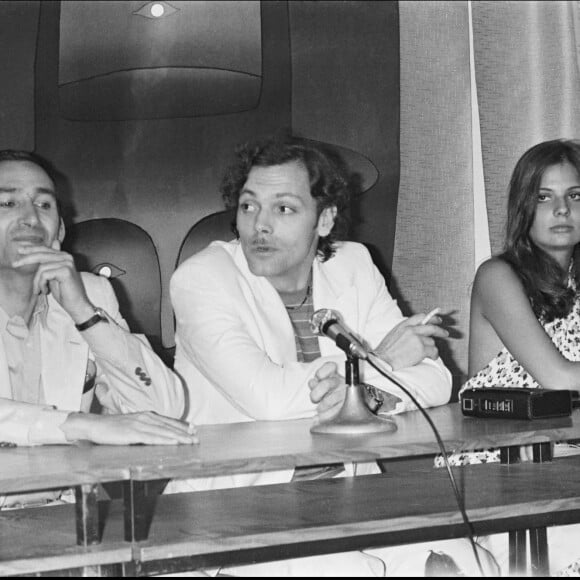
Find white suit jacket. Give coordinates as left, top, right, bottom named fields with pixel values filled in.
left=0, top=273, right=186, bottom=446
left=169, top=240, right=451, bottom=491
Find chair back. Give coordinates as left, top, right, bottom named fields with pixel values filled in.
left=176, top=209, right=236, bottom=268
left=63, top=218, right=164, bottom=355
left=163, top=209, right=236, bottom=359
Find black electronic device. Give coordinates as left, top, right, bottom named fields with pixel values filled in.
left=461, top=387, right=575, bottom=420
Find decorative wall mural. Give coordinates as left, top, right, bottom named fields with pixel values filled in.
left=58, top=0, right=262, bottom=120
left=91, top=263, right=127, bottom=279
left=31, top=0, right=397, bottom=355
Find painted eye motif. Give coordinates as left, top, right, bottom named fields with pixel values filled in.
left=92, top=263, right=126, bottom=280
left=133, top=1, right=179, bottom=19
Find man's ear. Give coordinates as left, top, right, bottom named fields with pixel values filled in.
left=55, top=218, right=66, bottom=247
left=317, top=205, right=337, bottom=237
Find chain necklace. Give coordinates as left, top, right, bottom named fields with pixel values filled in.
left=284, top=283, right=311, bottom=311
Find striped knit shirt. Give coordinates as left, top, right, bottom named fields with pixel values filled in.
left=279, top=279, right=344, bottom=479
left=277, top=272, right=320, bottom=362
left=282, top=284, right=321, bottom=363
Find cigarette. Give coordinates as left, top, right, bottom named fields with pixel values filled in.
left=421, top=307, right=441, bottom=325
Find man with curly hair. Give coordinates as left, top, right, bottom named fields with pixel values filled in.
left=168, top=134, right=495, bottom=575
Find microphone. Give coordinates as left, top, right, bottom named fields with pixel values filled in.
left=310, top=309, right=369, bottom=360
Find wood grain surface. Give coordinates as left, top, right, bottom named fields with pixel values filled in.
left=2, top=404, right=579, bottom=492
left=0, top=500, right=129, bottom=575
left=134, top=455, right=580, bottom=570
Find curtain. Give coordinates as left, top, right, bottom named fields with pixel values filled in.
left=395, top=1, right=474, bottom=393
left=473, top=0, right=580, bottom=256
left=395, top=0, right=580, bottom=393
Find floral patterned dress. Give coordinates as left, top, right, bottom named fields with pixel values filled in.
left=434, top=291, right=580, bottom=468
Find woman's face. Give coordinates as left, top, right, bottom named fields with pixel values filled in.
left=529, top=161, right=580, bottom=267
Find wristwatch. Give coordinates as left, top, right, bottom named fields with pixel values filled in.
left=362, top=383, right=385, bottom=414
left=75, top=308, right=109, bottom=332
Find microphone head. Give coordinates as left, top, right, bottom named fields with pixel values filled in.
left=310, top=308, right=369, bottom=360
left=310, top=309, right=339, bottom=336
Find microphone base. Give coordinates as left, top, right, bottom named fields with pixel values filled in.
left=310, top=382, right=397, bottom=435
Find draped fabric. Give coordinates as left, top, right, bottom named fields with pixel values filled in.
left=472, top=0, right=580, bottom=256
left=395, top=1, right=474, bottom=392
left=395, top=0, right=580, bottom=390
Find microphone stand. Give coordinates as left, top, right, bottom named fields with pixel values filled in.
left=310, top=354, right=397, bottom=435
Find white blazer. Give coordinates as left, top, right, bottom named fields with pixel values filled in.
left=0, top=273, right=186, bottom=446
left=168, top=240, right=451, bottom=492
left=172, top=240, right=451, bottom=427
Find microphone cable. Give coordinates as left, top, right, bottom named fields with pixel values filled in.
left=366, top=352, right=486, bottom=577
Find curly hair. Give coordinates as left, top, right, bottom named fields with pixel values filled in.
left=501, top=139, right=580, bottom=322
left=220, top=133, right=353, bottom=262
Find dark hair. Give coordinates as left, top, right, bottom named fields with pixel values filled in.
left=220, top=134, right=353, bottom=262
left=501, top=139, right=580, bottom=322
left=0, top=149, right=55, bottom=179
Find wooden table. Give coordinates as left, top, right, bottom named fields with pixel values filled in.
left=2, top=403, right=580, bottom=576
left=0, top=501, right=129, bottom=577
left=134, top=456, right=580, bottom=575
left=127, top=402, right=579, bottom=480
left=3, top=404, right=577, bottom=491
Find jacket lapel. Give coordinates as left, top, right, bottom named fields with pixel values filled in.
left=41, top=297, right=88, bottom=411
left=232, top=244, right=299, bottom=363
left=230, top=242, right=361, bottom=362
left=313, top=255, right=360, bottom=357
left=0, top=334, right=12, bottom=399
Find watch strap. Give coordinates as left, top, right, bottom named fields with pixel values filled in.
left=75, top=308, right=109, bottom=332
left=362, top=383, right=385, bottom=414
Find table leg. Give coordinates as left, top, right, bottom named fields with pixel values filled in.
left=530, top=442, right=551, bottom=575
left=529, top=527, right=549, bottom=576
left=509, top=530, right=527, bottom=576
left=75, top=483, right=100, bottom=546
left=500, top=446, right=520, bottom=464
left=503, top=445, right=526, bottom=574
left=123, top=478, right=169, bottom=542
left=503, top=444, right=551, bottom=576
left=532, top=442, right=553, bottom=463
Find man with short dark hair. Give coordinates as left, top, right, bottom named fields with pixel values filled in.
left=0, top=150, right=197, bottom=461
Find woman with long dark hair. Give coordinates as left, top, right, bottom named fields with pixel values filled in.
left=467, top=139, right=580, bottom=395
left=442, top=139, right=580, bottom=576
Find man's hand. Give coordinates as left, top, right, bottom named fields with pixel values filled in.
left=61, top=411, right=199, bottom=446
left=362, top=384, right=402, bottom=414
left=308, top=361, right=346, bottom=425
left=373, top=312, right=449, bottom=371
left=13, top=242, right=96, bottom=323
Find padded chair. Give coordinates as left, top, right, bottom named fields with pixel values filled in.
left=62, top=218, right=166, bottom=361
left=175, top=208, right=236, bottom=267
left=161, top=209, right=236, bottom=363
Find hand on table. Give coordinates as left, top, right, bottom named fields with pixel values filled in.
left=61, top=411, right=199, bottom=446
left=308, top=361, right=346, bottom=425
